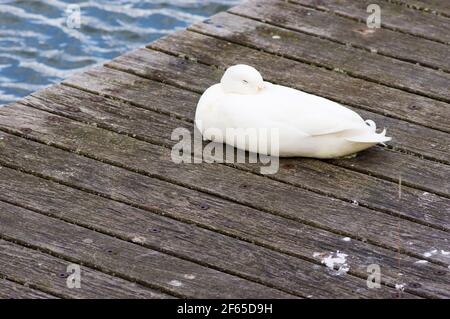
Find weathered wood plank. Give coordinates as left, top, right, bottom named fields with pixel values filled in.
left=0, top=105, right=449, bottom=268
left=229, top=1, right=450, bottom=71
left=0, top=240, right=171, bottom=299
left=22, top=84, right=450, bottom=229
left=148, top=30, right=450, bottom=132
left=0, top=278, right=57, bottom=299
left=0, top=171, right=408, bottom=299
left=0, top=200, right=292, bottom=299
left=2, top=166, right=448, bottom=298
left=289, top=0, right=450, bottom=44
left=389, top=0, right=450, bottom=17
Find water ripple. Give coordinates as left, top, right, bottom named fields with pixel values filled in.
left=0, top=0, right=240, bottom=106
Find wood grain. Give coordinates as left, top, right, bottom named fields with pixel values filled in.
left=0, top=240, right=171, bottom=299
left=227, top=1, right=450, bottom=73
left=289, top=0, right=450, bottom=43
left=0, top=200, right=292, bottom=299
left=0, top=278, right=57, bottom=299
left=388, top=0, right=450, bottom=17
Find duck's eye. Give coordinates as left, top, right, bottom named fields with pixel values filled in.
left=242, top=80, right=249, bottom=84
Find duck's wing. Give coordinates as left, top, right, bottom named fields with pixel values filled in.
left=257, top=84, right=367, bottom=136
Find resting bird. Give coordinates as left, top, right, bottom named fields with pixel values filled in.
left=195, top=64, right=391, bottom=158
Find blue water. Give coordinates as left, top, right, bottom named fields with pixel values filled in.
left=0, top=0, right=239, bottom=106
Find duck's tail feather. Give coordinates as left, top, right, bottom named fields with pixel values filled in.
left=345, top=120, right=392, bottom=143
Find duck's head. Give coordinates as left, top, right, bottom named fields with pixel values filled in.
left=220, top=64, right=265, bottom=95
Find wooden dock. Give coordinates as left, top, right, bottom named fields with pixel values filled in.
left=0, top=0, right=449, bottom=299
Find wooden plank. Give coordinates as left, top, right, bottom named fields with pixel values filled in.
left=106, top=48, right=450, bottom=165
left=289, top=0, right=450, bottom=44
left=148, top=30, right=450, bottom=133
left=0, top=278, right=57, bottom=299
left=0, top=200, right=292, bottom=299
left=0, top=105, right=449, bottom=268
left=2, top=168, right=448, bottom=298
left=389, top=0, right=450, bottom=17
left=229, top=0, right=450, bottom=71
left=22, top=84, right=450, bottom=230
left=0, top=240, right=171, bottom=299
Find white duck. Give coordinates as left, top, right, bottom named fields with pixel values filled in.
left=195, top=64, right=391, bottom=158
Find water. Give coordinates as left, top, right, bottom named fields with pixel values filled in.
left=0, top=0, right=240, bottom=106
